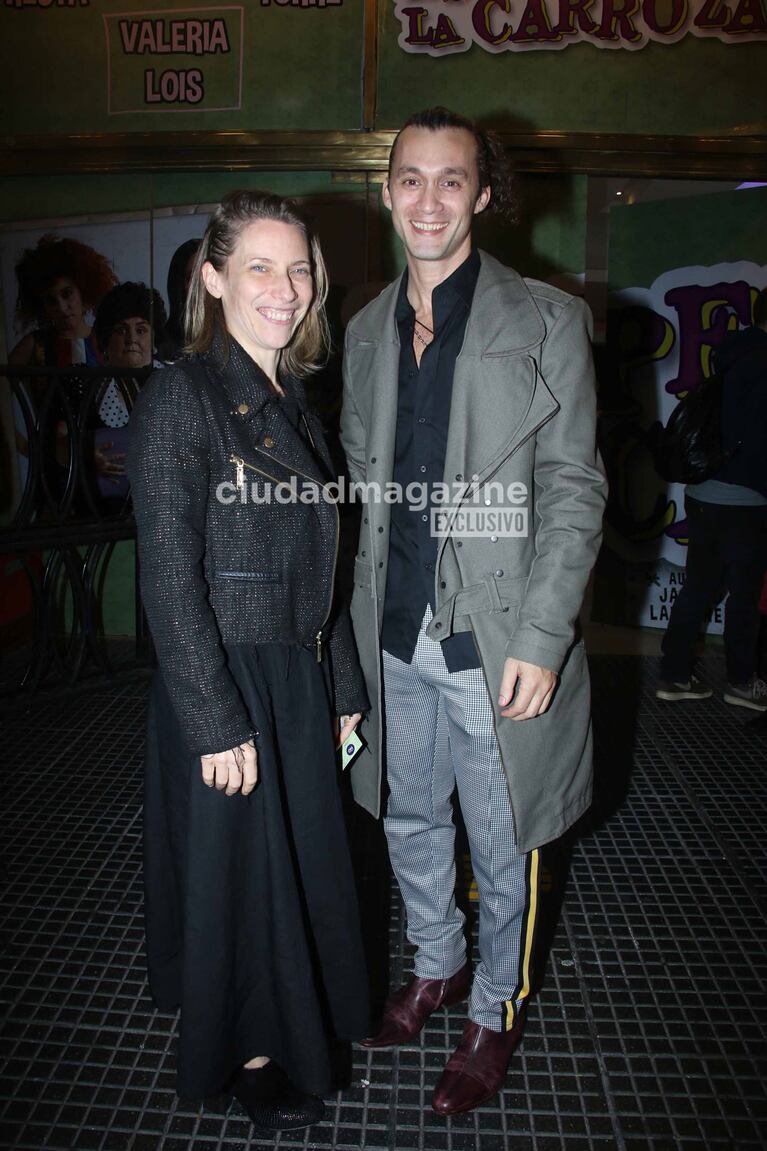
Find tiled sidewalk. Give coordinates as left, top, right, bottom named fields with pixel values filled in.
left=1, top=656, right=765, bottom=1150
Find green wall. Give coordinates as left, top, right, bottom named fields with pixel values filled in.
left=609, top=186, right=767, bottom=292
left=2, top=1, right=364, bottom=134
left=2, top=1, right=764, bottom=137
left=377, top=7, right=764, bottom=135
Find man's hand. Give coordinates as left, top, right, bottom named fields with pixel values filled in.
left=200, top=739, right=258, bottom=796
left=499, top=658, right=557, bottom=720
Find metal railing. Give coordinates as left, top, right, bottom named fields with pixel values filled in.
left=1, top=364, right=154, bottom=695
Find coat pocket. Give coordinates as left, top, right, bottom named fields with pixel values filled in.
left=353, top=557, right=374, bottom=594
left=214, top=570, right=282, bottom=583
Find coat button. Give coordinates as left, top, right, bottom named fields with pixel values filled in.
left=495, top=569, right=504, bottom=577
left=378, top=526, right=384, bottom=533
left=455, top=473, right=463, bottom=481
left=263, top=436, right=275, bottom=449
left=490, top=535, right=498, bottom=543
left=363, top=517, right=369, bottom=524
left=434, top=622, right=442, bottom=630
left=361, top=550, right=366, bottom=557
left=378, top=561, right=383, bottom=568
left=370, top=456, right=377, bottom=464
left=440, top=580, right=446, bottom=589
left=236, top=402, right=249, bottom=415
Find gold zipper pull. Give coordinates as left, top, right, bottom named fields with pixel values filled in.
left=315, top=630, right=323, bottom=663
left=231, top=455, right=245, bottom=490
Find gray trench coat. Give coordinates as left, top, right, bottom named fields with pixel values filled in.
left=339, top=251, right=607, bottom=853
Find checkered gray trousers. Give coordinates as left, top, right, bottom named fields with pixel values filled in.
left=383, top=611, right=540, bottom=1032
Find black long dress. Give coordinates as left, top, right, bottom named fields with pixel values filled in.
left=142, top=392, right=369, bottom=1102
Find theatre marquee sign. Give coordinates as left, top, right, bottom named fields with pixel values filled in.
left=393, top=0, right=767, bottom=53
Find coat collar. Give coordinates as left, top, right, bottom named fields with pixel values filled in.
left=196, top=329, right=331, bottom=484
left=349, top=250, right=545, bottom=357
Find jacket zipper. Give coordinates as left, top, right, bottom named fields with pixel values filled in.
left=229, top=451, right=340, bottom=662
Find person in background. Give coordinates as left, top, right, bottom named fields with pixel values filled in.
left=9, top=234, right=117, bottom=508
left=128, top=190, right=369, bottom=1132
left=157, top=237, right=201, bottom=362
left=656, top=287, right=767, bottom=712
left=90, top=281, right=167, bottom=495
left=10, top=233, right=116, bottom=373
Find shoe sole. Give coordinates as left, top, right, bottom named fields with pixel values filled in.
left=723, top=692, right=767, bottom=712
left=655, top=689, right=712, bottom=701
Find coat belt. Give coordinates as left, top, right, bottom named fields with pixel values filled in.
left=426, top=575, right=511, bottom=640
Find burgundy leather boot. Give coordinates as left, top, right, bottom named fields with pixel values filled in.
left=361, top=962, right=471, bottom=1048
left=431, top=1009, right=527, bottom=1114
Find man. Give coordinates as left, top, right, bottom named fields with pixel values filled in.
left=656, top=287, right=767, bottom=712
left=339, top=107, right=606, bottom=1115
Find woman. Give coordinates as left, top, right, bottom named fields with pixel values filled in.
left=10, top=235, right=117, bottom=495
left=10, top=233, right=116, bottom=371
left=128, top=191, right=369, bottom=1131
left=90, top=281, right=168, bottom=498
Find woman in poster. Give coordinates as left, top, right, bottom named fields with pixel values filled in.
left=9, top=234, right=117, bottom=506
left=11, top=233, right=116, bottom=372
left=128, top=190, right=369, bottom=1132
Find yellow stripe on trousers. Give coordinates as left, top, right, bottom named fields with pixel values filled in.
left=503, top=847, right=540, bottom=1031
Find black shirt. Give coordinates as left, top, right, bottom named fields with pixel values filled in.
left=381, top=249, right=481, bottom=672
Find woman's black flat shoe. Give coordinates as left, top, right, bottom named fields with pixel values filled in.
left=232, top=1062, right=325, bottom=1131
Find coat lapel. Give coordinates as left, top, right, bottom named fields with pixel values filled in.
left=444, top=252, right=558, bottom=489
left=346, top=278, right=401, bottom=495
left=204, top=336, right=328, bottom=484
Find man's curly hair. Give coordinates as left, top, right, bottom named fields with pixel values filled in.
left=388, top=107, right=518, bottom=225
left=14, top=234, right=118, bottom=327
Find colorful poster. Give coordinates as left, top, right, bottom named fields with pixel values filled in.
left=600, top=258, right=767, bottom=630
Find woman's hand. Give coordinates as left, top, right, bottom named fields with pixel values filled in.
left=337, top=713, right=362, bottom=747
left=200, top=739, right=258, bottom=796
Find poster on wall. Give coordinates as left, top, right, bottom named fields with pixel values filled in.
left=599, top=257, right=767, bottom=632
left=1, top=213, right=209, bottom=368
left=1, top=212, right=209, bottom=513
left=392, top=0, right=767, bottom=55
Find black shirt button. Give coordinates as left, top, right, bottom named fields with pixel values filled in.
left=434, top=622, right=442, bottom=630
left=378, top=526, right=384, bottom=533
left=370, top=457, right=377, bottom=464
left=363, top=517, right=369, bottom=524
left=361, top=551, right=366, bottom=557
left=440, top=580, right=447, bottom=589
left=378, top=561, right=384, bottom=568
left=456, top=541, right=463, bottom=548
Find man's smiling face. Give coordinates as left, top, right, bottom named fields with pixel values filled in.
left=383, top=125, right=490, bottom=277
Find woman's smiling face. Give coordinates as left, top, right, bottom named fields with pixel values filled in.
left=202, top=219, right=313, bottom=372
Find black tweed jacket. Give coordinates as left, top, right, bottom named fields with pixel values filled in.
left=128, top=332, right=368, bottom=757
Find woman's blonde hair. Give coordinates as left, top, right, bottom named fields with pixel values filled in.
left=184, top=190, right=330, bottom=376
